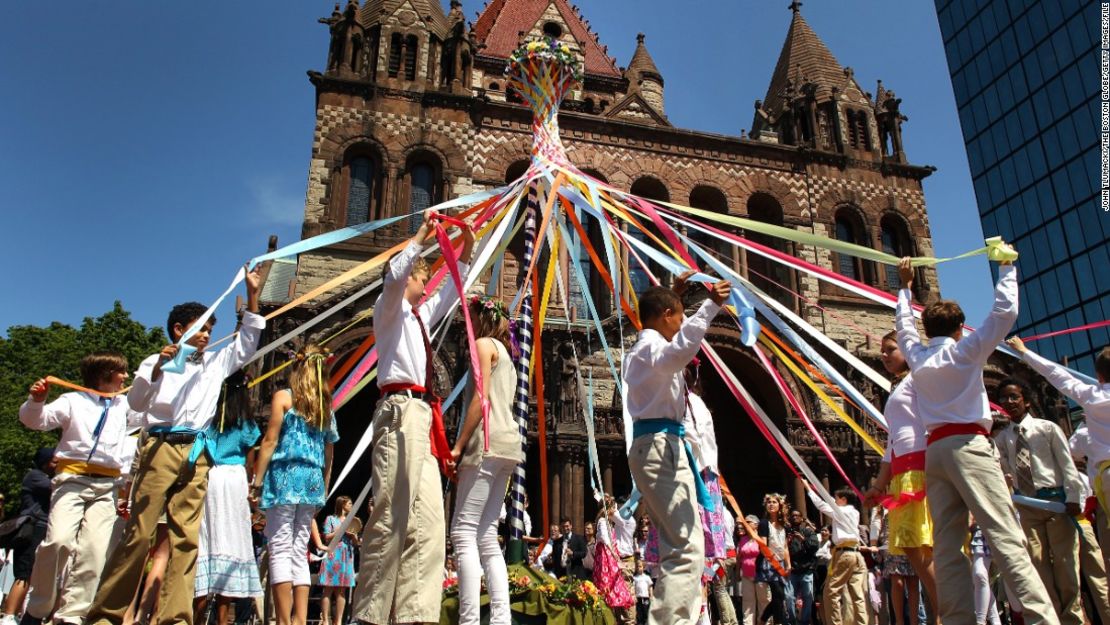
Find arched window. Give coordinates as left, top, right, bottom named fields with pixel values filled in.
left=746, top=193, right=795, bottom=310
left=404, top=34, right=418, bottom=80
left=688, top=185, right=730, bottom=265
left=488, top=81, right=501, bottom=91
left=388, top=33, right=402, bottom=77
left=880, top=214, right=914, bottom=289
left=580, top=169, right=608, bottom=184
left=628, top=177, right=671, bottom=291
left=847, top=109, right=871, bottom=151
left=505, top=159, right=530, bottom=184
left=337, top=146, right=383, bottom=226
left=543, top=22, right=563, bottom=38
left=834, top=208, right=869, bottom=282
left=404, top=152, right=443, bottom=233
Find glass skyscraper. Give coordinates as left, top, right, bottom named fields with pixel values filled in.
left=935, top=0, right=1106, bottom=375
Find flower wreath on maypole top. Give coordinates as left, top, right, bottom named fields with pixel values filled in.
left=506, top=36, right=584, bottom=82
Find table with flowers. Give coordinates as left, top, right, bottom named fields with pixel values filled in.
left=440, top=563, right=615, bottom=625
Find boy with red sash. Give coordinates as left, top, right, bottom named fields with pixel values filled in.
left=894, top=255, right=1058, bottom=625
left=353, top=212, right=473, bottom=625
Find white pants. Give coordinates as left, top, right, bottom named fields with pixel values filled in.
left=450, top=457, right=516, bottom=625
left=739, top=578, right=769, bottom=625
left=972, top=553, right=1000, bottom=625
left=26, top=473, right=118, bottom=623
left=264, top=504, right=316, bottom=586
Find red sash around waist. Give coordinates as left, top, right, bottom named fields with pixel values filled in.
left=927, top=423, right=989, bottom=446
left=381, top=383, right=453, bottom=477
left=890, top=450, right=926, bottom=475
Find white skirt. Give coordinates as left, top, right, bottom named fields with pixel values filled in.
left=196, top=464, right=263, bottom=598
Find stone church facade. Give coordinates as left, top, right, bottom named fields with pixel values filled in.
left=258, top=0, right=948, bottom=525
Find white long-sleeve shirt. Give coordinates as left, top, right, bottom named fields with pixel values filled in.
left=881, top=376, right=926, bottom=462
left=684, top=392, right=719, bottom=473
left=806, top=489, right=861, bottom=547
left=374, top=240, right=468, bottom=388
left=128, top=311, right=265, bottom=431
left=995, top=414, right=1084, bottom=503
left=623, top=299, right=720, bottom=423
left=20, top=392, right=142, bottom=470
left=1069, top=423, right=1100, bottom=484
left=895, top=265, right=1018, bottom=432
left=597, top=511, right=637, bottom=558
left=1025, top=349, right=1110, bottom=467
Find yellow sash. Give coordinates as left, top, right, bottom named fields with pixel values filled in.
left=1094, top=459, right=1110, bottom=528
left=56, top=458, right=121, bottom=478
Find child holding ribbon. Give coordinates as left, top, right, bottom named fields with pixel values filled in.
left=862, top=331, right=938, bottom=610
left=250, top=343, right=338, bottom=625
left=448, top=295, right=524, bottom=625
left=623, top=273, right=730, bottom=625
left=353, top=211, right=474, bottom=625
left=18, top=353, right=139, bottom=625
left=87, top=267, right=263, bottom=625
left=894, top=255, right=1060, bottom=625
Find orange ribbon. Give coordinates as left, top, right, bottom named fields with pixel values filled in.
left=44, top=376, right=129, bottom=398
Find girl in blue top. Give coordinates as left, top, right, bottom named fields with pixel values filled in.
left=251, top=344, right=338, bottom=625
left=194, top=370, right=264, bottom=622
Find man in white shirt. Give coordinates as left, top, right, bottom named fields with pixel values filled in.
left=894, top=257, right=1058, bottom=625
left=354, top=213, right=474, bottom=625
left=18, top=353, right=141, bottom=625
left=623, top=275, right=729, bottom=625
left=88, top=266, right=264, bottom=625
left=804, top=483, right=865, bottom=625
left=993, top=377, right=1085, bottom=625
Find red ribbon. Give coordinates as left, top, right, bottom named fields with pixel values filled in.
left=1024, top=319, right=1110, bottom=343
left=433, top=222, right=490, bottom=452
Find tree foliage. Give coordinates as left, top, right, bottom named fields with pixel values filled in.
left=0, top=302, right=165, bottom=515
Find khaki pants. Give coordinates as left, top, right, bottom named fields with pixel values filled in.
left=926, top=434, right=1059, bottom=625
left=1078, top=518, right=1110, bottom=623
left=628, top=432, right=704, bottom=625
left=87, top=438, right=210, bottom=625
left=822, top=549, right=867, bottom=625
left=1018, top=504, right=1083, bottom=624
left=353, top=394, right=444, bottom=624
left=25, top=473, right=118, bottom=623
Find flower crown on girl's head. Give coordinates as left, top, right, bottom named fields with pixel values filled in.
left=468, top=294, right=509, bottom=321
left=286, top=347, right=336, bottom=364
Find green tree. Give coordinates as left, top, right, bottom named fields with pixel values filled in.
left=0, top=302, right=165, bottom=515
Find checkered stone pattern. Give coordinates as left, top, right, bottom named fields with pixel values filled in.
left=314, top=105, right=479, bottom=167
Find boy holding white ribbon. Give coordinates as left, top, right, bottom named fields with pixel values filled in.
left=87, top=267, right=263, bottom=625
left=623, top=273, right=729, bottom=625
left=353, top=212, right=473, bottom=625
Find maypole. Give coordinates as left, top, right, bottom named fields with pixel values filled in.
left=503, top=37, right=580, bottom=564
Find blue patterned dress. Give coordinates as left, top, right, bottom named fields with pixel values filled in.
left=318, top=515, right=356, bottom=587
left=260, top=395, right=340, bottom=510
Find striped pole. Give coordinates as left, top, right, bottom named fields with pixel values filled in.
left=505, top=183, right=539, bottom=564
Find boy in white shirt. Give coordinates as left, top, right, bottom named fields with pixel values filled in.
left=894, top=257, right=1058, bottom=625
left=804, top=483, right=866, bottom=625
left=633, top=560, right=653, bottom=625
left=623, top=276, right=729, bottom=625
left=18, top=353, right=140, bottom=625
left=88, top=267, right=264, bottom=625
left=353, top=212, right=474, bottom=625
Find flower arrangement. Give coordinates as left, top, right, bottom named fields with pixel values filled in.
left=542, top=577, right=602, bottom=610
left=506, top=36, right=583, bottom=83
left=509, top=573, right=534, bottom=594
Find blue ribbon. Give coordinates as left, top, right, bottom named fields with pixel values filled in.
left=630, top=419, right=713, bottom=510
left=149, top=426, right=212, bottom=466
left=86, top=397, right=113, bottom=462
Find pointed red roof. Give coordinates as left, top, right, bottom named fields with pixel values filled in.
left=473, top=0, right=621, bottom=78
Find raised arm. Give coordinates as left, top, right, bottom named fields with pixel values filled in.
left=1011, top=337, right=1110, bottom=410
left=953, top=264, right=1018, bottom=366
left=646, top=287, right=727, bottom=375
left=421, top=226, right=475, bottom=326
left=19, top=383, right=70, bottom=431
left=894, top=259, right=926, bottom=369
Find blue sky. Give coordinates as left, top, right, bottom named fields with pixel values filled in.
left=0, top=0, right=995, bottom=339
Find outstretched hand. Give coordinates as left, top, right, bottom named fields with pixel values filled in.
left=1005, top=336, right=1028, bottom=354
left=898, top=257, right=914, bottom=289
left=673, top=270, right=697, bottom=296
left=29, top=378, right=48, bottom=402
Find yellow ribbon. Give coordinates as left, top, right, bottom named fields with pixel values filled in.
left=759, top=335, right=884, bottom=455
left=1095, top=459, right=1110, bottom=529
